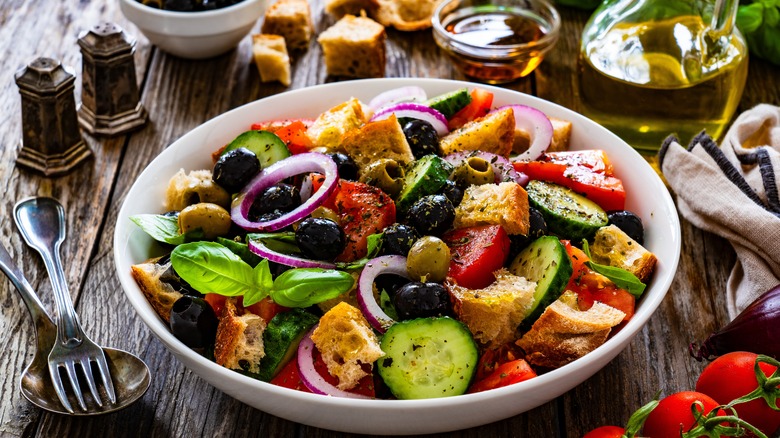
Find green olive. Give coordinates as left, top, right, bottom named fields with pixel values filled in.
left=359, top=159, right=405, bottom=197
left=452, top=157, right=495, bottom=186
left=178, top=202, right=232, bottom=240
left=166, top=169, right=231, bottom=211
left=406, top=236, right=451, bottom=283
left=310, top=206, right=341, bottom=224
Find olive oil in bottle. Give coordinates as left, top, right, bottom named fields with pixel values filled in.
left=579, top=14, right=748, bottom=154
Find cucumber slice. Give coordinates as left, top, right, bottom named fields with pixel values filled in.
left=425, top=88, right=472, bottom=119
left=509, top=235, right=572, bottom=329
left=255, top=308, right=319, bottom=381
left=378, top=317, right=478, bottom=399
left=395, top=155, right=453, bottom=212
left=526, top=180, right=608, bottom=242
left=222, top=130, right=292, bottom=168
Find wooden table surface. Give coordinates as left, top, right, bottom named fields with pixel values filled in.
left=1, top=1, right=778, bottom=437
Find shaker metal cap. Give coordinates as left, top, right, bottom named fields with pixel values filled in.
left=14, top=58, right=76, bottom=95
left=78, top=22, right=136, bottom=58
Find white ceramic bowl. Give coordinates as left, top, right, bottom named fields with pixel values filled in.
left=114, top=78, right=681, bottom=435
left=119, top=0, right=265, bottom=59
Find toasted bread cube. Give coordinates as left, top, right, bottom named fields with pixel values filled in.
left=252, top=34, right=292, bottom=86
left=261, top=0, right=314, bottom=51
left=590, top=224, right=658, bottom=283
left=130, top=258, right=183, bottom=322
left=454, top=182, right=530, bottom=235
left=341, top=115, right=415, bottom=175
left=439, top=108, right=515, bottom=157
left=306, top=97, right=367, bottom=151
left=516, top=291, right=625, bottom=368
left=447, top=269, right=536, bottom=348
left=310, top=302, right=384, bottom=390
left=214, top=299, right=267, bottom=373
left=324, top=0, right=376, bottom=17
left=318, top=14, right=386, bottom=78
left=513, top=116, right=573, bottom=154
left=373, top=0, right=443, bottom=31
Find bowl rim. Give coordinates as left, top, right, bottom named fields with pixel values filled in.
left=431, top=0, right=562, bottom=54
left=114, top=77, right=681, bottom=432
left=119, top=0, right=262, bottom=19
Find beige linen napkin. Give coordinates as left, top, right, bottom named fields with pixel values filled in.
left=658, top=104, right=780, bottom=318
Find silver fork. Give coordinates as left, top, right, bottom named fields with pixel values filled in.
left=14, top=197, right=116, bottom=413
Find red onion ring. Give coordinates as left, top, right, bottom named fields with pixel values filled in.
left=356, top=255, right=410, bottom=333
left=494, top=105, right=554, bottom=162
left=297, top=327, right=372, bottom=399
left=247, top=238, right=336, bottom=269
left=231, top=153, right=338, bottom=231
left=368, top=86, right=427, bottom=112
left=370, top=102, right=449, bottom=137
left=443, top=151, right=530, bottom=187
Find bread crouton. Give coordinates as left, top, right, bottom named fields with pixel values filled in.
left=324, top=0, right=376, bottom=17
left=261, top=0, right=314, bottom=51
left=516, top=291, right=625, bottom=368
left=306, top=97, right=367, bottom=151
left=341, top=115, right=415, bottom=176
left=252, top=34, right=291, bottom=86
left=439, top=108, right=515, bottom=157
left=590, top=225, right=657, bottom=283
left=310, top=302, right=384, bottom=390
left=447, top=269, right=536, bottom=348
left=318, top=14, right=386, bottom=78
left=454, top=182, right=530, bottom=235
left=513, top=116, right=573, bottom=154
left=214, top=299, right=267, bottom=374
left=130, top=258, right=183, bottom=322
left=372, top=0, right=444, bottom=31
left=165, top=169, right=231, bottom=211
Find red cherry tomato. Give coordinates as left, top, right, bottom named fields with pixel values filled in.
left=334, top=181, right=396, bottom=262
left=582, top=425, right=626, bottom=438
left=696, top=352, right=780, bottom=436
left=447, top=88, right=494, bottom=130
left=442, top=225, right=511, bottom=289
left=642, top=391, right=725, bottom=438
left=468, top=359, right=536, bottom=393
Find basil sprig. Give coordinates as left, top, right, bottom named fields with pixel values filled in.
left=171, top=241, right=354, bottom=307
left=130, top=214, right=204, bottom=244
left=581, top=239, right=646, bottom=297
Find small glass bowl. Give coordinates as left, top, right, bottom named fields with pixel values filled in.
left=432, top=0, right=561, bottom=84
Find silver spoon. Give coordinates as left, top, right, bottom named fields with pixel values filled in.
left=6, top=197, right=151, bottom=415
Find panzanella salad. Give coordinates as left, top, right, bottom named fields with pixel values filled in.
left=130, top=86, right=658, bottom=399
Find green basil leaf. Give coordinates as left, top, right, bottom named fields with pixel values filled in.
left=270, top=269, right=354, bottom=307
left=248, top=232, right=301, bottom=254
left=171, top=242, right=256, bottom=297
left=217, top=237, right=263, bottom=267
left=581, top=240, right=646, bottom=297
left=243, top=259, right=273, bottom=307
left=379, top=289, right=399, bottom=321
left=130, top=214, right=204, bottom=245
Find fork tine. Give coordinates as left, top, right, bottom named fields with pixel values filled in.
left=63, top=360, right=87, bottom=411
left=49, top=363, right=74, bottom=414
left=80, top=358, right=103, bottom=407
left=94, top=353, right=117, bottom=404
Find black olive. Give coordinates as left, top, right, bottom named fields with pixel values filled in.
left=406, top=194, right=455, bottom=236
left=392, top=282, right=451, bottom=320
left=381, top=223, right=420, bottom=256
left=374, top=274, right=411, bottom=298
left=509, top=207, right=548, bottom=259
left=327, top=153, right=359, bottom=181
left=169, top=296, right=218, bottom=352
left=248, top=183, right=301, bottom=222
left=295, top=217, right=346, bottom=261
left=213, top=147, right=261, bottom=193
left=162, top=0, right=195, bottom=11
left=439, top=179, right=464, bottom=207
left=269, top=261, right=293, bottom=279
left=607, top=210, right=645, bottom=244
left=157, top=256, right=202, bottom=297
left=402, top=120, right=440, bottom=159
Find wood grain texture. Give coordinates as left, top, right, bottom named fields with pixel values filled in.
left=0, top=0, right=778, bottom=437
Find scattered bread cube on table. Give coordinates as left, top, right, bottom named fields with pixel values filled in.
left=324, top=0, right=376, bottom=18
left=251, top=34, right=292, bottom=86
left=261, top=0, right=314, bottom=51
left=317, top=14, right=386, bottom=78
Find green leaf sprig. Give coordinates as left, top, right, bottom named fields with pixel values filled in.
left=170, top=241, right=354, bottom=307
left=130, top=214, right=204, bottom=245
left=737, top=0, right=780, bottom=66
left=581, top=239, right=647, bottom=297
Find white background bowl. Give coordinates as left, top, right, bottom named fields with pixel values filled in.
left=119, top=0, right=266, bottom=59
left=114, top=78, right=681, bottom=435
